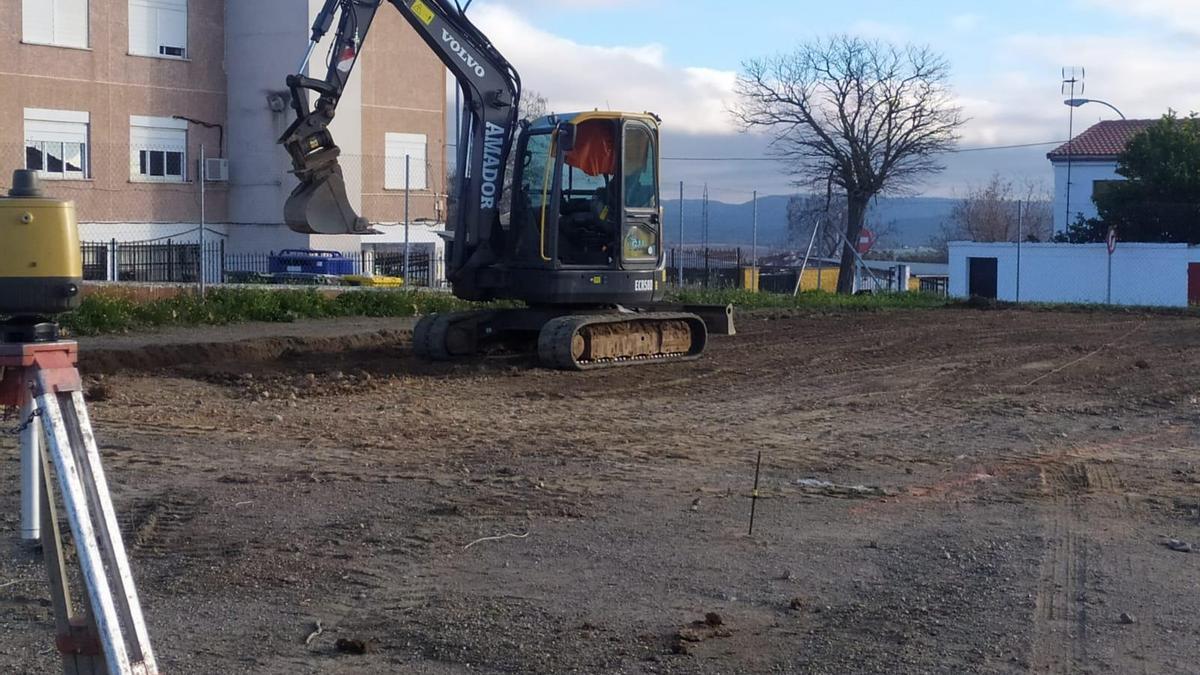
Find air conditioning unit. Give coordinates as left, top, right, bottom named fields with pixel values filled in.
left=203, top=158, right=229, bottom=182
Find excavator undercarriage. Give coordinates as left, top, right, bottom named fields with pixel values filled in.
left=413, top=305, right=732, bottom=371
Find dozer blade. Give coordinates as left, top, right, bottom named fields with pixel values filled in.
left=284, top=165, right=375, bottom=235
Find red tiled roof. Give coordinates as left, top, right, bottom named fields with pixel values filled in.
left=1047, top=119, right=1156, bottom=160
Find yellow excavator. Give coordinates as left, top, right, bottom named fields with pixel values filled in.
left=280, top=0, right=733, bottom=370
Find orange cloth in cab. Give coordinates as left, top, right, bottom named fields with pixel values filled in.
left=564, top=120, right=616, bottom=177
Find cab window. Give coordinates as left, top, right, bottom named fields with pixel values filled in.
left=623, top=124, right=657, bottom=209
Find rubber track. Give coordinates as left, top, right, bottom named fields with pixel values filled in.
left=537, top=312, right=708, bottom=372
left=412, top=312, right=468, bottom=361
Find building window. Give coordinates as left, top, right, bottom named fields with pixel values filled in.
left=130, top=116, right=187, bottom=182
left=22, top=0, right=90, bottom=49
left=25, top=109, right=90, bottom=180
left=385, top=133, right=428, bottom=190
left=129, top=0, right=187, bottom=59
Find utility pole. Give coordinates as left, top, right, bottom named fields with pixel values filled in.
left=1061, top=67, right=1085, bottom=232
left=404, top=154, right=411, bottom=283
left=677, top=181, right=684, bottom=287
left=1016, top=199, right=1023, bottom=303
left=751, top=190, right=758, bottom=268
left=198, top=144, right=206, bottom=295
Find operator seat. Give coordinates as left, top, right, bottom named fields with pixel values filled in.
left=559, top=184, right=617, bottom=265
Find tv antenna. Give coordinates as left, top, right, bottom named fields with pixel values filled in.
left=1061, top=67, right=1085, bottom=231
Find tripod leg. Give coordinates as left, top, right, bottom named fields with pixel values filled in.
left=21, top=395, right=42, bottom=542
left=37, top=385, right=133, bottom=675
left=39, top=437, right=103, bottom=675
left=61, top=390, right=157, bottom=673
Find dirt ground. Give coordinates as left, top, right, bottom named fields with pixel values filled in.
left=2, top=307, right=1200, bottom=674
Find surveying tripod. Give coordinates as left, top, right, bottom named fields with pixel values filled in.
left=2, top=322, right=158, bottom=675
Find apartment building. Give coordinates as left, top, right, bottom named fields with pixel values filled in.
left=1, top=0, right=446, bottom=254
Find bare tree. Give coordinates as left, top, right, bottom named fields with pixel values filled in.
left=520, top=90, right=550, bottom=123
left=734, top=35, right=964, bottom=293
left=942, top=174, right=1053, bottom=244
left=448, top=91, right=551, bottom=218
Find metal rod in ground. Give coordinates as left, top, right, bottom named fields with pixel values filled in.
left=748, top=451, right=762, bottom=536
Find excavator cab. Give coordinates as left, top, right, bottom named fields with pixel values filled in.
left=510, top=112, right=662, bottom=274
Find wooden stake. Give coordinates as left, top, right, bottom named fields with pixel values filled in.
left=749, top=451, right=762, bottom=536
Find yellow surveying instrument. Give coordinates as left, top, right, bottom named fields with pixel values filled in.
left=1, top=170, right=158, bottom=674
left=0, top=170, right=82, bottom=342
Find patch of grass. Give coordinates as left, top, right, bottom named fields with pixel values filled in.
left=669, top=288, right=950, bottom=311
left=59, top=288, right=490, bottom=336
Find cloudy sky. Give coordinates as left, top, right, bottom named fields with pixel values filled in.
left=458, top=0, right=1200, bottom=203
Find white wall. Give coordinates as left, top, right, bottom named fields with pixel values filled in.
left=224, top=1, right=364, bottom=255
left=1051, top=160, right=1121, bottom=233
left=950, top=242, right=1191, bottom=307
left=225, top=0, right=305, bottom=227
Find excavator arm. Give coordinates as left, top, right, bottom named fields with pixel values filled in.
left=280, top=0, right=521, bottom=282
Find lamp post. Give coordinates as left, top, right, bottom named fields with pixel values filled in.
left=1063, top=98, right=1127, bottom=120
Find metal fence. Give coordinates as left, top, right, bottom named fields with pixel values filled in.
left=79, top=240, right=946, bottom=298
left=666, top=247, right=747, bottom=289
left=80, top=241, right=435, bottom=288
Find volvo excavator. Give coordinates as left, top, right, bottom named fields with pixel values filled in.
left=279, top=0, right=733, bottom=370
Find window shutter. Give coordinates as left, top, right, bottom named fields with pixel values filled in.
left=22, top=0, right=54, bottom=45
left=25, top=109, right=90, bottom=144
left=53, top=0, right=89, bottom=48
left=129, top=0, right=186, bottom=57
left=130, top=116, right=187, bottom=180
left=26, top=120, right=88, bottom=144
left=156, top=1, right=187, bottom=55
left=128, top=0, right=155, bottom=55
left=385, top=133, right=428, bottom=191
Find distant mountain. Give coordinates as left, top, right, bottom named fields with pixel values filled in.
left=662, top=195, right=958, bottom=249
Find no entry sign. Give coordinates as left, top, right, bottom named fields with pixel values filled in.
left=857, top=228, right=877, bottom=255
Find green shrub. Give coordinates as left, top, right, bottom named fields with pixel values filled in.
left=58, top=288, right=490, bottom=336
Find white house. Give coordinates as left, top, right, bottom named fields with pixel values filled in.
left=1048, top=120, right=1154, bottom=234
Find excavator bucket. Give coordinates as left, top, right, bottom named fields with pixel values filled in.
left=284, top=164, right=374, bottom=235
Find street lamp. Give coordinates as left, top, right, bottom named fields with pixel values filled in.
left=1063, top=98, right=1126, bottom=120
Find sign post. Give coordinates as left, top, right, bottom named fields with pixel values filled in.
left=1106, top=226, right=1118, bottom=304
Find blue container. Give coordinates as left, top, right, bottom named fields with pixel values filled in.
left=268, top=250, right=355, bottom=276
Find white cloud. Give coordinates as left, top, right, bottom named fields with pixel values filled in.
left=949, top=14, right=981, bottom=33
left=1081, top=0, right=1200, bottom=38
left=445, top=0, right=1200, bottom=198
left=468, top=4, right=738, bottom=135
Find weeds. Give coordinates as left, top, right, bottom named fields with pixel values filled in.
left=669, top=288, right=950, bottom=311
left=59, top=288, right=485, bottom=336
